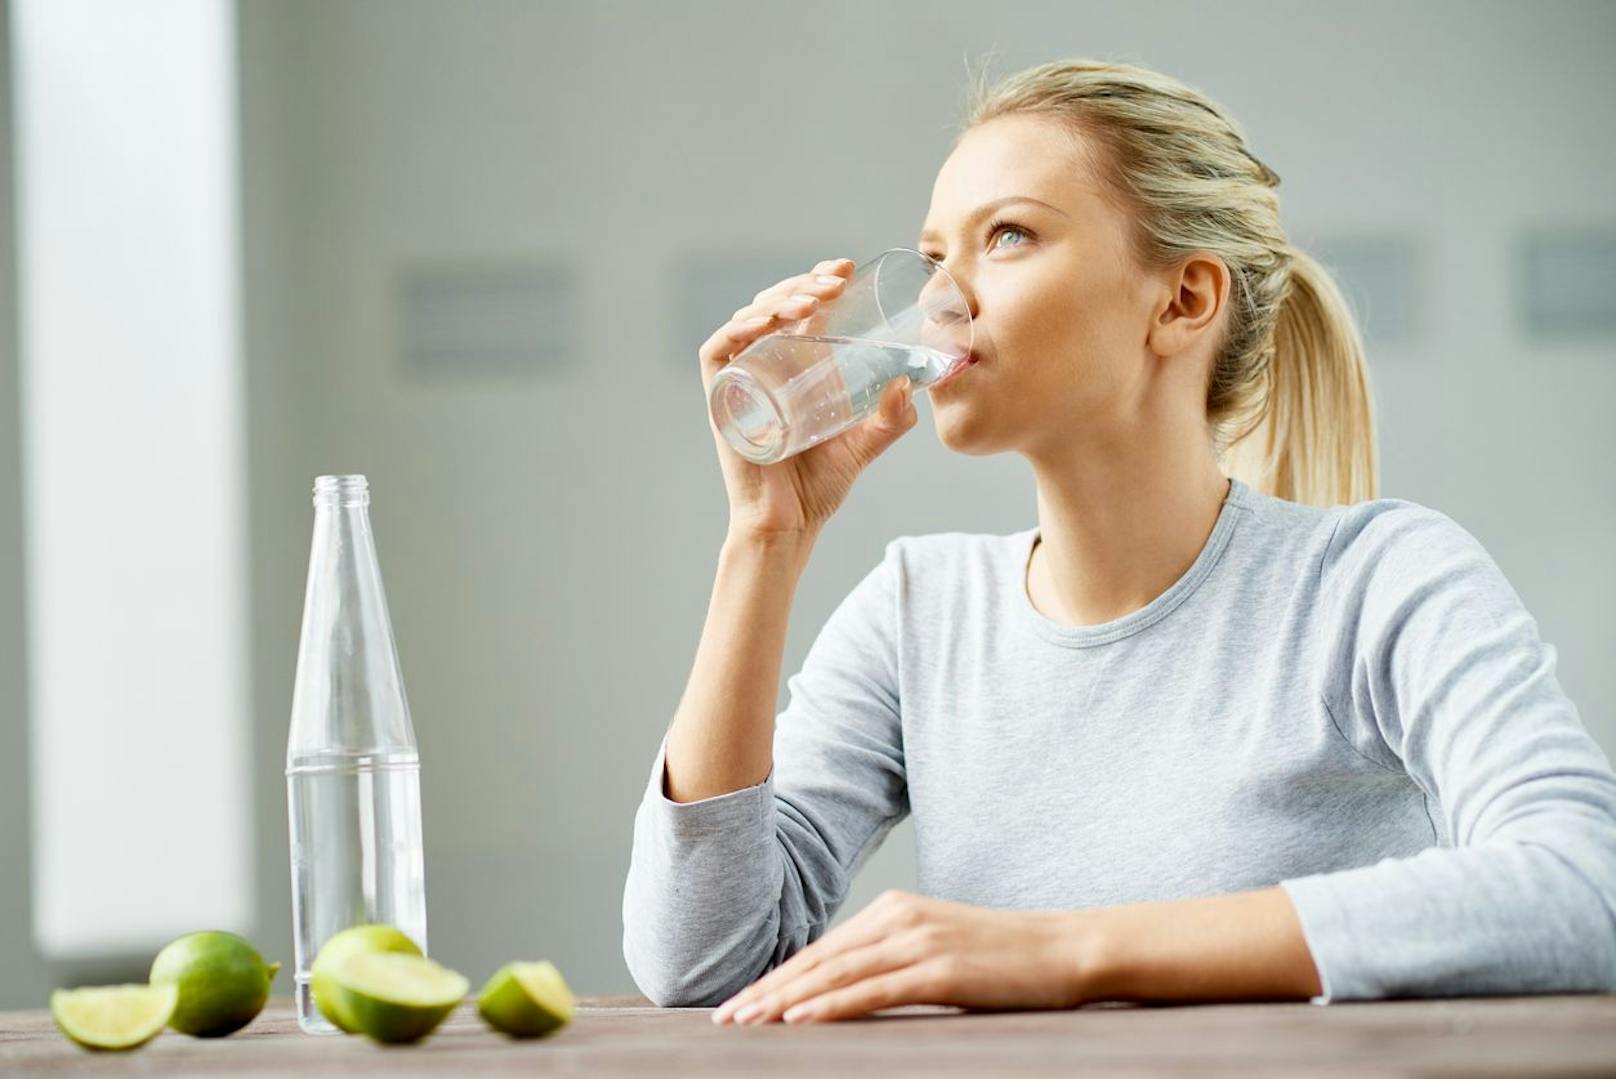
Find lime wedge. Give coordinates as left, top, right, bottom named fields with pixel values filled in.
left=50, top=983, right=178, bottom=1052
left=477, top=960, right=575, bottom=1038
left=329, top=951, right=468, bottom=1044
left=311, top=924, right=423, bottom=1033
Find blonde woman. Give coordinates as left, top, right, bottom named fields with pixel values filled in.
left=622, top=59, right=1616, bottom=1024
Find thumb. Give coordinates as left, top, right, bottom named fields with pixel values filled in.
left=845, top=376, right=917, bottom=465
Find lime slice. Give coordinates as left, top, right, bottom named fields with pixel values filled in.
left=477, top=961, right=575, bottom=1038
left=329, top=951, right=468, bottom=1044
left=311, top=925, right=423, bottom=1033
left=149, top=930, right=279, bottom=1037
left=51, top=983, right=178, bottom=1052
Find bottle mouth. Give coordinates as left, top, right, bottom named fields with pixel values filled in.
left=313, top=474, right=369, bottom=507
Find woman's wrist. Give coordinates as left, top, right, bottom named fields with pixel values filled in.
left=1054, top=910, right=1116, bottom=1006
left=723, top=524, right=820, bottom=565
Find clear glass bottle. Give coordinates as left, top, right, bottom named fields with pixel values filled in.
left=285, top=475, right=427, bottom=1034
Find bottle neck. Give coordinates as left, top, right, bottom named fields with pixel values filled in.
left=313, top=474, right=369, bottom=509
left=289, top=473, right=415, bottom=756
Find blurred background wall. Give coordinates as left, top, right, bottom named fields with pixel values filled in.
left=1, top=0, right=1613, bottom=1007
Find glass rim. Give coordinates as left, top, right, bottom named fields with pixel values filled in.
left=868, top=246, right=975, bottom=359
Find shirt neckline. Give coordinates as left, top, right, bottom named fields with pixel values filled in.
left=1010, top=476, right=1252, bottom=648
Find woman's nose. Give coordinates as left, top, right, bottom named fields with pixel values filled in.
left=921, top=267, right=974, bottom=322
left=918, top=266, right=975, bottom=354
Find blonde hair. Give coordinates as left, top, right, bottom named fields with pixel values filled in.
left=962, top=58, right=1379, bottom=507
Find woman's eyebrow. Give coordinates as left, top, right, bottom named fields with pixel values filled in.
left=918, top=195, right=1069, bottom=245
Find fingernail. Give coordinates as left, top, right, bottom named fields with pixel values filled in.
left=814, top=275, right=843, bottom=285
left=733, top=1002, right=762, bottom=1024
left=788, top=293, right=818, bottom=305
left=783, top=1004, right=813, bottom=1023
left=741, top=316, right=770, bottom=325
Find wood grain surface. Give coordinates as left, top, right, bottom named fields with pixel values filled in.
left=3, top=993, right=1615, bottom=1076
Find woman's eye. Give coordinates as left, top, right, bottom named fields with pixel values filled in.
left=919, top=221, right=1029, bottom=262
left=989, top=222, right=1029, bottom=249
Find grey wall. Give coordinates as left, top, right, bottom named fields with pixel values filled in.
left=1, top=0, right=1611, bottom=1007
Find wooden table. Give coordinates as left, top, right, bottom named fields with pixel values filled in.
left=4, top=994, right=1615, bottom=1076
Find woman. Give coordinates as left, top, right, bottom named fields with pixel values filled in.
left=621, top=59, right=1616, bottom=1024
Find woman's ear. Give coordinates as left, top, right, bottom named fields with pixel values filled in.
left=1146, top=253, right=1231, bottom=360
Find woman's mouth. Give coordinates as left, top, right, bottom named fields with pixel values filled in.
left=930, top=351, right=980, bottom=391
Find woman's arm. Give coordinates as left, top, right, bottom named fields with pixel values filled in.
left=623, top=540, right=912, bottom=1008
left=1288, top=504, right=1616, bottom=1000
left=1080, top=886, right=1322, bottom=1002
left=1105, top=505, right=1616, bottom=1005
left=663, top=528, right=817, bottom=803
left=710, top=886, right=1321, bottom=1025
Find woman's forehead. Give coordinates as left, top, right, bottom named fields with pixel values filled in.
left=926, top=116, right=1102, bottom=229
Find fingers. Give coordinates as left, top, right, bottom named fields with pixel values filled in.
left=828, top=376, right=916, bottom=469
left=869, top=375, right=920, bottom=436
left=697, top=316, right=774, bottom=374
left=737, top=257, right=855, bottom=318
left=881, top=375, right=917, bottom=427
left=698, top=258, right=854, bottom=373
left=780, top=961, right=948, bottom=1024
left=725, top=936, right=926, bottom=1025
left=712, top=904, right=893, bottom=1024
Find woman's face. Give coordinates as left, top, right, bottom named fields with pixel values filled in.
left=917, top=113, right=1170, bottom=459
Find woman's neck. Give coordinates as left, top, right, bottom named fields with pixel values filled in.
left=1023, top=447, right=1231, bottom=629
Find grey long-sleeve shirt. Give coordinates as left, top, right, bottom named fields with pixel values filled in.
left=621, top=477, right=1616, bottom=1006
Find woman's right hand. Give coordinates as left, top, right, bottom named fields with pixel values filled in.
left=700, top=257, right=920, bottom=541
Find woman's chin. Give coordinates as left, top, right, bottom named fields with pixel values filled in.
left=930, top=401, right=1000, bottom=456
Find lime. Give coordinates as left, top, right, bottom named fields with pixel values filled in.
left=50, top=983, right=178, bottom=1052
left=149, top=930, right=279, bottom=1037
left=329, top=951, right=468, bottom=1044
left=311, top=924, right=423, bottom=1033
left=477, top=960, right=574, bottom=1038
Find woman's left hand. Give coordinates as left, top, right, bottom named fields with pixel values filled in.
left=710, top=890, right=1093, bottom=1025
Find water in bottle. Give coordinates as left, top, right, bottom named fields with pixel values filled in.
left=285, top=474, right=428, bottom=1034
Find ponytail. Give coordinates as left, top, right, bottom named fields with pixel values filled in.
left=1220, top=248, right=1379, bottom=506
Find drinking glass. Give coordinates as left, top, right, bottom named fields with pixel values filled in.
left=708, top=248, right=974, bottom=464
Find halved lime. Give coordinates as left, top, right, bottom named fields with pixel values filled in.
left=329, top=951, right=468, bottom=1044
left=311, top=924, right=423, bottom=1033
left=477, top=960, right=575, bottom=1038
left=50, top=983, right=178, bottom=1052
left=149, top=930, right=279, bottom=1037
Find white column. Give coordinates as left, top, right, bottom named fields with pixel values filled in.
left=14, top=0, right=251, bottom=957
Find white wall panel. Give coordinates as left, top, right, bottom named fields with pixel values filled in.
left=15, top=0, right=250, bottom=957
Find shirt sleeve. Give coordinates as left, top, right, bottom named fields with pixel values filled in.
left=1280, top=503, right=1616, bottom=1003
left=621, top=541, right=910, bottom=1007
